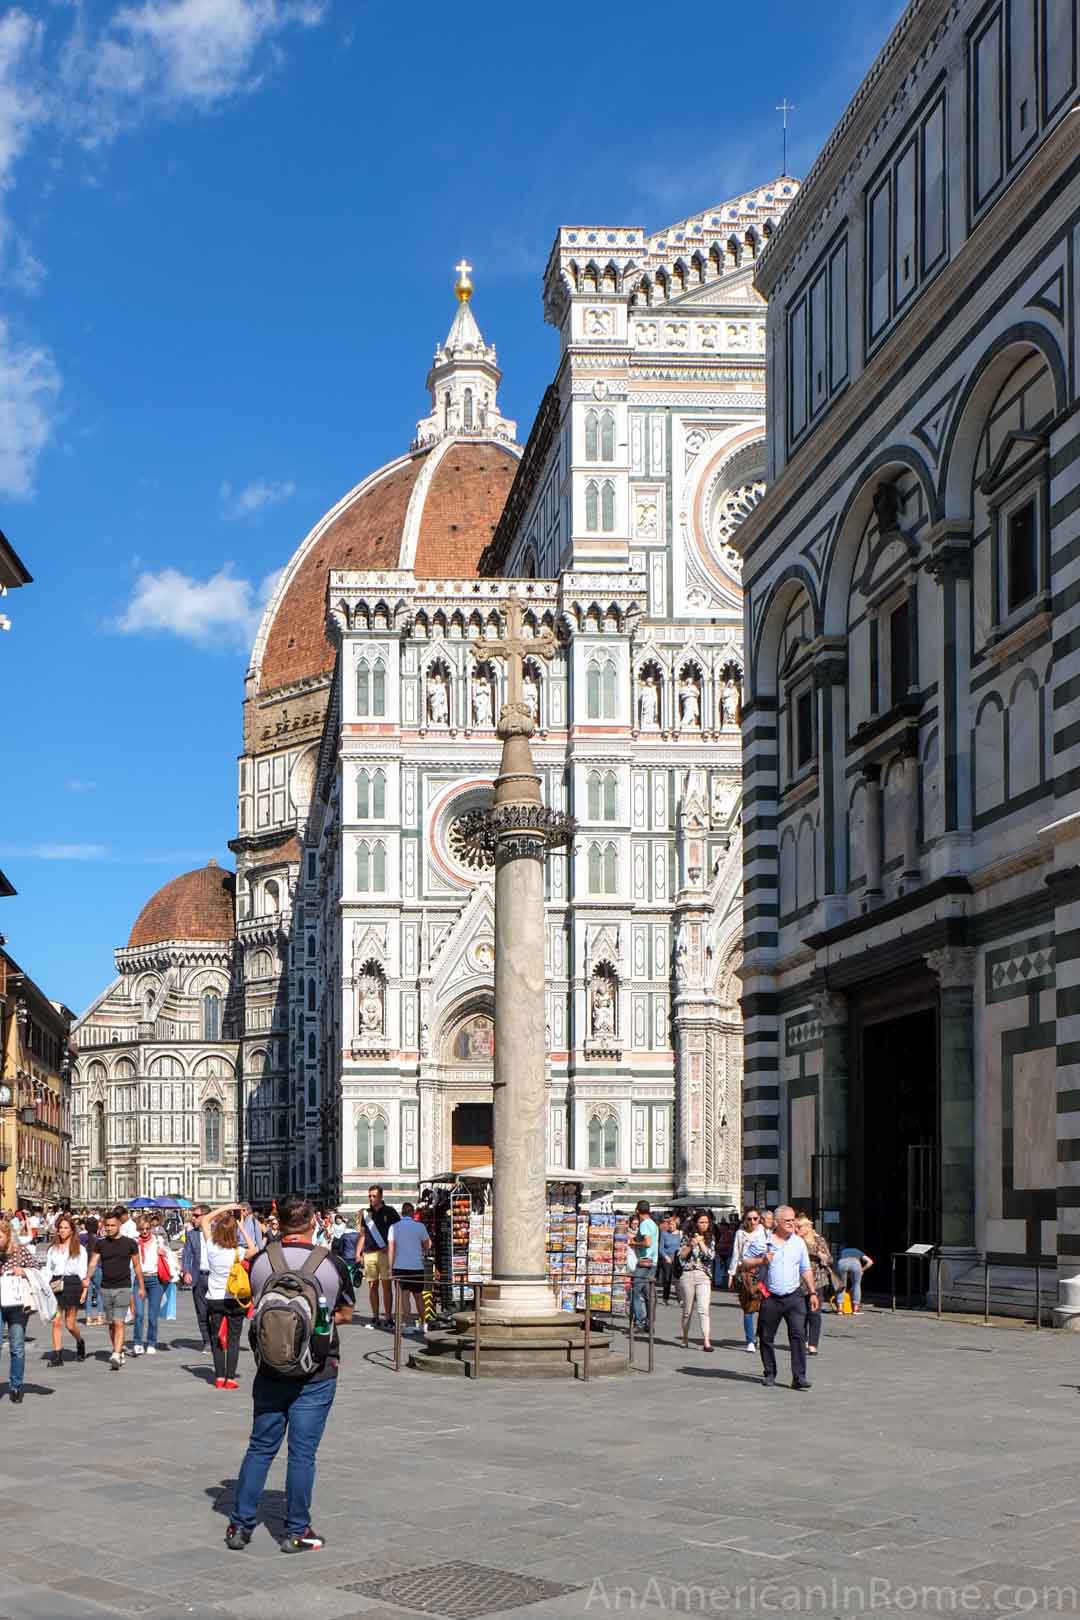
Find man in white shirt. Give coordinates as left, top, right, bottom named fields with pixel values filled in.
left=743, top=1204, right=818, bottom=1390
left=118, top=1207, right=138, bottom=1240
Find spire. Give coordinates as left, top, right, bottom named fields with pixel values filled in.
left=414, top=262, right=517, bottom=448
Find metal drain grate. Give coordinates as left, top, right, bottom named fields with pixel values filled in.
left=341, top=1559, right=580, bottom=1618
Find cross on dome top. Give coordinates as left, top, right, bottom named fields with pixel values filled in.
left=415, top=261, right=517, bottom=448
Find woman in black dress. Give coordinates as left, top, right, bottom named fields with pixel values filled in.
left=43, top=1213, right=88, bottom=1366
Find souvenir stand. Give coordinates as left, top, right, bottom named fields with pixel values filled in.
left=545, top=1183, right=632, bottom=1318
left=429, top=1173, right=492, bottom=1313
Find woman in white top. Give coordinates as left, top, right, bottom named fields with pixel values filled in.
left=728, top=1208, right=764, bottom=1352
left=200, top=1204, right=255, bottom=1390
left=132, top=1214, right=171, bottom=1356
left=42, top=1214, right=88, bottom=1367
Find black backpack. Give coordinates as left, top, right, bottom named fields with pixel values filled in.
left=248, top=1243, right=329, bottom=1378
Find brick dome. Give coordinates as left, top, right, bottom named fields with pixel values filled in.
left=127, top=862, right=236, bottom=949
left=255, top=438, right=519, bottom=696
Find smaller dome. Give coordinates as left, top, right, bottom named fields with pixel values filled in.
left=127, top=862, right=236, bottom=949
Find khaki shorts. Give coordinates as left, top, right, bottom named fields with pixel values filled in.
left=362, top=1250, right=390, bottom=1283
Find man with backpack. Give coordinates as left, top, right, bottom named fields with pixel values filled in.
left=224, top=1194, right=354, bottom=1555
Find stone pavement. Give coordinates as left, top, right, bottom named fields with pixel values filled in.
left=2, top=1291, right=1079, bottom=1620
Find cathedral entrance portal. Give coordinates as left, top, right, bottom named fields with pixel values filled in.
left=852, top=998, right=939, bottom=1276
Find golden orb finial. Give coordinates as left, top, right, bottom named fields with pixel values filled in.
left=454, top=258, right=473, bottom=303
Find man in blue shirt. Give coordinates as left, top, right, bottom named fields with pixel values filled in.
left=630, top=1200, right=659, bottom=1330
left=743, top=1204, right=818, bottom=1389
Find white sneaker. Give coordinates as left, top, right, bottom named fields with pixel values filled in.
left=109, top=1352, right=121, bottom=1370
left=745, top=1342, right=756, bottom=1353
left=132, top=1344, right=145, bottom=1356
left=146, top=1346, right=157, bottom=1355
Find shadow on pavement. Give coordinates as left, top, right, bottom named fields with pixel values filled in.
left=676, top=1365, right=766, bottom=1383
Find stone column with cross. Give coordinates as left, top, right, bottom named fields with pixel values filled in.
left=463, top=590, right=573, bottom=1317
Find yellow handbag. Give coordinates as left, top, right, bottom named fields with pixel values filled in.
left=226, top=1250, right=252, bottom=1306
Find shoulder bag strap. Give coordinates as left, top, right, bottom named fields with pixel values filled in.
left=298, top=1245, right=329, bottom=1281
left=266, top=1242, right=288, bottom=1272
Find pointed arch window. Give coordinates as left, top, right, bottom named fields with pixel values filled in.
left=587, top=770, right=618, bottom=822
left=603, top=842, right=617, bottom=892
left=357, top=658, right=387, bottom=718
left=357, top=841, right=386, bottom=892
left=586, top=657, right=617, bottom=721
left=588, top=1112, right=618, bottom=1169
left=307, top=978, right=316, bottom=1013
left=585, top=410, right=599, bottom=461
left=587, top=841, right=617, bottom=894
left=93, top=1102, right=106, bottom=1167
left=203, top=1102, right=222, bottom=1165
left=307, top=1031, right=316, bottom=1060
left=600, top=410, right=615, bottom=461
left=463, top=388, right=474, bottom=428
left=357, top=768, right=386, bottom=819
left=357, top=1111, right=387, bottom=1169
left=601, top=480, right=615, bottom=532
left=202, top=992, right=221, bottom=1042
left=585, top=480, right=599, bottom=532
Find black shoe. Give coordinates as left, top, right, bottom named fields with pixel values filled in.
left=49, top=1351, right=63, bottom=1368
left=224, top=1525, right=251, bottom=1551
left=793, top=1380, right=812, bottom=1390
left=762, top=1376, right=776, bottom=1386
left=280, top=1528, right=325, bottom=1554
left=76, top=1339, right=86, bottom=1362
left=9, top=1389, right=22, bottom=1404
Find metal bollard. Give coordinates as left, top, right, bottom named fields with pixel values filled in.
left=472, top=1281, right=481, bottom=1380
left=628, top=1293, right=636, bottom=1368
left=984, top=1260, right=991, bottom=1325
left=393, top=1279, right=402, bottom=1371
left=647, top=1278, right=656, bottom=1374
left=936, top=1256, right=943, bottom=1318
left=582, top=1294, right=591, bottom=1382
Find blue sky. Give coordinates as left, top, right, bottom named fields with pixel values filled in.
left=0, top=0, right=903, bottom=1014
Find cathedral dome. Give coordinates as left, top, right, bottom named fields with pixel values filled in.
left=127, top=862, right=236, bottom=950
left=251, top=267, right=520, bottom=700
left=255, top=438, right=519, bottom=697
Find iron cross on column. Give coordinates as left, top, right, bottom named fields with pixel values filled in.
left=471, top=588, right=556, bottom=734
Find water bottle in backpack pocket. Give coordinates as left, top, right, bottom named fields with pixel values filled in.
left=248, top=1244, right=331, bottom=1378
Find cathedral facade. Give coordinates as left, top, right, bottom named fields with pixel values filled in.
left=234, top=182, right=796, bottom=1211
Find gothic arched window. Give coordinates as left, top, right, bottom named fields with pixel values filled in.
left=585, top=410, right=599, bottom=461
left=307, top=978, right=316, bottom=1013
left=601, top=480, right=615, bottom=532
left=357, top=1112, right=387, bottom=1169
left=203, top=1102, right=222, bottom=1165
left=588, top=1113, right=618, bottom=1169
left=585, top=480, right=599, bottom=532
left=464, top=388, right=474, bottom=428
left=202, top=993, right=220, bottom=1042
left=307, top=1031, right=316, bottom=1059
left=587, top=770, right=616, bottom=822
left=600, top=410, right=615, bottom=461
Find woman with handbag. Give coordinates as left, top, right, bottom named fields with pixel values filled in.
left=132, top=1214, right=171, bottom=1356
left=0, top=1216, right=38, bottom=1403
left=677, top=1212, right=717, bottom=1352
left=42, top=1214, right=88, bottom=1367
left=200, top=1204, right=255, bottom=1390
left=728, top=1209, right=764, bottom=1352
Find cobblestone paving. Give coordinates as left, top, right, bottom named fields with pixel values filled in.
left=2, top=1294, right=1079, bottom=1619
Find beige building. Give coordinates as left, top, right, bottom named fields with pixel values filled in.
left=0, top=950, right=74, bottom=1212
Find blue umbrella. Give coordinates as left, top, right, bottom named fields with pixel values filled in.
left=151, top=1196, right=193, bottom=1208
left=128, top=1197, right=156, bottom=1209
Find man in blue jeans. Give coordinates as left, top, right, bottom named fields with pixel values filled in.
left=630, top=1199, right=659, bottom=1330
left=225, top=1195, right=354, bottom=1555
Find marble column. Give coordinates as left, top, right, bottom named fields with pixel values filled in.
left=814, top=990, right=849, bottom=1252
left=927, top=946, right=977, bottom=1253
left=483, top=724, right=573, bottom=1318
left=900, top=745, right=921, bottom=890
left=863, top=765, right=883, bottom=901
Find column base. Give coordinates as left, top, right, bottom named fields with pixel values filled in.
left=479, top=1278, right=559, bottom=1320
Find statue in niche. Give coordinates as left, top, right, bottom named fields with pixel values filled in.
left=472, top=678, right=493, bottom=728
left=639, top=675, right=659, bottom=728
left=711, top=778, right=738, bottom=824
left=873, top=483, right=901, bottom=534
left=522, top=670, right=539, bottom=722
left=721, top=678, right=741, bottom=728
left=427, top=671, right=449, bottom=725
left=359, top=974, right=383, bottom=1035
left=678, top=674, right=701, bottom=728
left=591, top=975, right=615, bottom=1037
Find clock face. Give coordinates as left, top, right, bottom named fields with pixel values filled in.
left=0, top=1085, right=11, bottom=1105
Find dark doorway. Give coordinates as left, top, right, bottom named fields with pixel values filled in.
left=856, top=1007, right=938, bottom=1269
left=452, top=1103, right=493, bottom=1173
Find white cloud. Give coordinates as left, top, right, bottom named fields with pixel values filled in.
left=65, top=779, right=98, bottom=793
left=0, top=1, right=330, bottom=495
left=0, top=842, right=110, bottom=860
left=220, top=477, right=296, bottom=518
left=0, top=318, right=62, bottom=497
left=112, top=562, right=280, bottom=646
